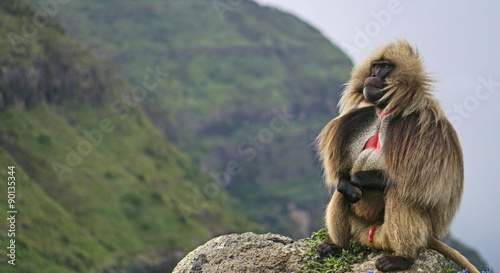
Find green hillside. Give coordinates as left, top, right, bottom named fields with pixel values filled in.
left=0, top=2, right=254, bottom=272
left=49, top=0, right=352, bottom=238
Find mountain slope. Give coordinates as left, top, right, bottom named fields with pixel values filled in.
left=50, top=0, right=352, bottom=238
left=46, top=1, right=490, bottom=269
left=0, top=2, right=255, bottom=272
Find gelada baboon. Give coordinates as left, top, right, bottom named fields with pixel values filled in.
left=315, top=39, right=479, bottom=273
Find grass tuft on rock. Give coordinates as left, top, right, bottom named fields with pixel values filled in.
left=298, top=228, right=371, bottom=273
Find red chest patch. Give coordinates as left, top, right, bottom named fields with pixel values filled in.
left=364, top=130, right=381, bottom=151
left=363, top=109, right=394, bottom=152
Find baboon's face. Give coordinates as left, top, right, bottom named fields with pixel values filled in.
left=363, top=60, right=394, bottom=105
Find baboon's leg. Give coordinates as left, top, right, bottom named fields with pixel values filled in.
left=317, top=191, right=352, bottom=256
left=354, top=193, right=430, bottom=272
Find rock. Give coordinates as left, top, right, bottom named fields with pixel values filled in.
left=173, top=233, right=308, bottom=273
left=172, top=232, right=452, bottom=273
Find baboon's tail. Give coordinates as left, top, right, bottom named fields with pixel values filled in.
left=429, top=238, right=480, bottom=273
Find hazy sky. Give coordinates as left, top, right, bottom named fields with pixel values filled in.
left=253, top=0, right=500, bottom=269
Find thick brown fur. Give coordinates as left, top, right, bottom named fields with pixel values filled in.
left=316, top=39, right=478, bottom=273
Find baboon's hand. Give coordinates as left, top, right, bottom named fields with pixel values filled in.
left=376, top=255, right=413, bottom=272
left=337, top=177, right=362, bottom=203
left=351, top=170, right=386, bottom=191
left=316, top=241, right=343, bottom=258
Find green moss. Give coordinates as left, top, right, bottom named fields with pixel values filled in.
left=442, top=264, right=459, bottom=273
left=299, top=229, right=479, bottom=273
left=298, top=228, right=371, bottom=273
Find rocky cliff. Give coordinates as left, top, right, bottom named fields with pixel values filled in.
left=173, top=232, right=453, bottom=273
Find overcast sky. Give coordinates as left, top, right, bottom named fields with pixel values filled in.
left=253, top=0, right=500, bottom=269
